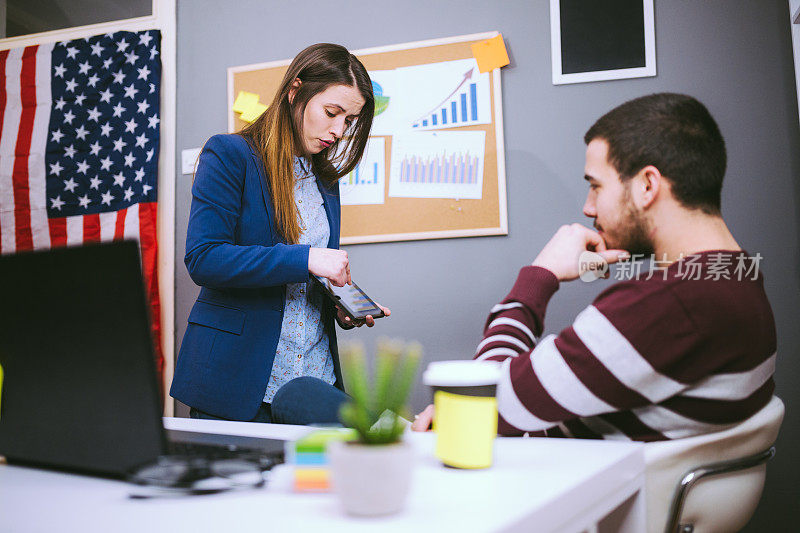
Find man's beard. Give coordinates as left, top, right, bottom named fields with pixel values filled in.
left=596, top=191, right=655, bottom=256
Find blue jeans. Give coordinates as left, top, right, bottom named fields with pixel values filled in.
left=189, top=376, right=349, bottom=425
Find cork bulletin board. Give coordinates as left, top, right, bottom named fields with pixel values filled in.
left=227, top=31, right=507, bottom=244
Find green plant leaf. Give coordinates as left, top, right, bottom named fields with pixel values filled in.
left=373, top=345, right=397, bottom=421
left=338, top=402, right=370, bottom=437
left=341, top=343, right=369, bottom=410
left=386, top=343, right=421, bottom=416
left=338, top=340, right=422, bottom=444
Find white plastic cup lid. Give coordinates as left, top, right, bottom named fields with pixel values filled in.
left=422, top=360, right=502, bottom=387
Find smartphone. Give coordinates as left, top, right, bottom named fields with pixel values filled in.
left=311, top=275, right=385, bottom=321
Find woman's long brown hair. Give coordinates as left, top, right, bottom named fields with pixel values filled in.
left=240, top=44, right=374, bottom=245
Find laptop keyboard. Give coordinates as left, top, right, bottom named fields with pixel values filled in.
left=168, top=440, right=240, bottom=457
left=165, top=441, right=284, bottom=470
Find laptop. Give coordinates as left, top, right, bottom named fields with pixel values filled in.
left=0, top=240, right=285, bottom=479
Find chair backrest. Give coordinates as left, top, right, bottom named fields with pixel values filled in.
left=643, top=396, right=784, bottom=533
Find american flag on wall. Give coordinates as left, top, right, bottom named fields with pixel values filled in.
left=0, top=29, right=163, bottom=387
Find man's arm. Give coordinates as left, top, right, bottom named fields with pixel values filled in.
left=475, top=223, right=628, bottom=366
left=480, top=276, right=696, bottom=436
left=474, top=266, right=559, bottom=362
left=473, top=224, right=667, bottom=437
left=411, top=224, right=629, bottom=434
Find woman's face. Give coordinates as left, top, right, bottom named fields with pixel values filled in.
left=297, top=83, right=365, bottom=155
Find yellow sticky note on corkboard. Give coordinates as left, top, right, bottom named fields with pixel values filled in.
left=233, top=91, right=260, bottom=114
left=471, top=34, right=510, bottom=73
left=239, top=102, right=269, bottom=123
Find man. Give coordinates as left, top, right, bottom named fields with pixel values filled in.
left=413, top=93, right=776, bottom=441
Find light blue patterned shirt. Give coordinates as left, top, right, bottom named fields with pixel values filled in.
left=263, top=157, right=336, bottom=403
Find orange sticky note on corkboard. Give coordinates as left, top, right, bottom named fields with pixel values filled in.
left=471, top=34, right=510, bottom=73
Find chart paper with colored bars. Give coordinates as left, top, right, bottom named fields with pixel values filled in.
left=345, top=162, right=379, bottom=185
left=339, top=137, right=385, bottom=205
left=413, top=80, right=479, bottom=129
left=397, top=58, right=491, bottom=132
left=389, top=131, right=485, bottom=199
left=399, top=152, right=480, bottom=185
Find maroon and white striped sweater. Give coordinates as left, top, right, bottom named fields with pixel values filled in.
left=475, top=251, right=776, bottom=441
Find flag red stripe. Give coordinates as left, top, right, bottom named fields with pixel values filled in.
left=0, top=49, right=9, bottom=133
left=48, top=217, right=67, bottom=247
left=114, top=207, right=127, bottom=240
left=11, top=45, right=38, bottom=252
left=138, top=201, right=163, bottom=401
left=0, top=49, right=9, bottom=252
left=83, top=213, right=100, bottom=242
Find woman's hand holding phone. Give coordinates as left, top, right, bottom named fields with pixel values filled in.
left=337, top=303, right=391, bottom=328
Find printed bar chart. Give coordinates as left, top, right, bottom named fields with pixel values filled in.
left=413, top=81, right=480, bottom=129
left=399, top=152, right=480, bottom=185
left=344, top=162, right=379, bottom=185
left=389, top=131, right=486, bottom=200
left=398, top=58, right=491, bottom=132
left=340, top=137, right=385, bottom=205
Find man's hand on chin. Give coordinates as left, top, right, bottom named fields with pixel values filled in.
left=532, top=224, right=629, bottom=281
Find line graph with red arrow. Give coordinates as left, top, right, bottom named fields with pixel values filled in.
left=409, top=61, right=489, bottom=130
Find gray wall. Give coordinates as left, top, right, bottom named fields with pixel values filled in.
left=175, top=1, right=800, bottom=529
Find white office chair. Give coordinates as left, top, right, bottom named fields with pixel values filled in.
left=644, top=396, right=784, bottom=533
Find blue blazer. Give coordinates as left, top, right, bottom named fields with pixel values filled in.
left=170, top=133, right=343, bottom=420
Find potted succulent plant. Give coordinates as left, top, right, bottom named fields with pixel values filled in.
left=328, top=339, right=421, bottom=516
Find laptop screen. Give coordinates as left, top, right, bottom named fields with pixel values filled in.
left=0, top=241, right=165, bottom=477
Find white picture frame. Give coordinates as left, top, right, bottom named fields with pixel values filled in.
left=550, top=0, right=656, bottom=85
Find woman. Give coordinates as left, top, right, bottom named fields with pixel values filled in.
left=170, top=43, right=388, bottom=424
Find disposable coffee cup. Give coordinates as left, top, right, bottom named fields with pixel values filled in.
left=422, top=360, right=502, bottom=469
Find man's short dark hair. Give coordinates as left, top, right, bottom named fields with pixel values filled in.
left=584, top=93, right=726, bottom=215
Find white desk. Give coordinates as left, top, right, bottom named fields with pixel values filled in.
left=0, top=418, right=645, bottom=533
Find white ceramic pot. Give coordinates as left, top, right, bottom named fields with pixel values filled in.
left=328, top=439, right=415, bottom=516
